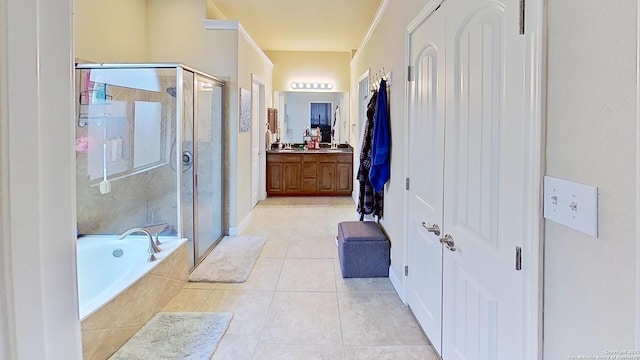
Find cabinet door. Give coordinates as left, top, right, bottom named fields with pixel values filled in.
left=267, top=162, right=283, bottom=194
left=283, top=163, right=301, bottom=193
left=318, top=162, right=336, bottom=193
left=336, top=163, right=352, bottom=193
left=302, top=161, right=318, bottom=193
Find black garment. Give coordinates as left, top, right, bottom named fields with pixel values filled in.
left=357, top=91, right=384, bottom=219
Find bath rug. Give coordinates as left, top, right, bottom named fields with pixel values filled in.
left=189, top=235, right=266, bottom=283
left=109, top=312, right=232, bottom=360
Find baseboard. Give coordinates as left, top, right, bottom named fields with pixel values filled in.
left=389, top=265, right=406, bottom=303
left=228, top=211, right=252, bottom=236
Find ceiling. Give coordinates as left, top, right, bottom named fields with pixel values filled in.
left=210, top=0, right=382, bottom=52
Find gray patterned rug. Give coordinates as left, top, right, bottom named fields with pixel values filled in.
left=109, top=312, right=232, bottom=360
left=189, top=236, right=266, bottom=283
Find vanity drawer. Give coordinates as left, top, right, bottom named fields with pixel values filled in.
left=268, top=154, right=301, bottom=163
left=302, top=162, right=317, bottom=177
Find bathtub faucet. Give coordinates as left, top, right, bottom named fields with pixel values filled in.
left=144, top=223, right=170, bottom=246
left=118, top=228, right=162, bottom=262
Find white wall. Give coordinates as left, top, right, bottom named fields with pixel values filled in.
left=349, top=0, right=431, bottom=292
left=544, top=0, right=637, bottom=357
left=2, top=0, right=82, bottom=358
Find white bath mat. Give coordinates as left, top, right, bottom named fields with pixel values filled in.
left=109, top=312, right=232, bottom=360
left=189, top=236, right=266, bottom=283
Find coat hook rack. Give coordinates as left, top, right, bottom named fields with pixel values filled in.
left=369, top=66, right=392, bottom=93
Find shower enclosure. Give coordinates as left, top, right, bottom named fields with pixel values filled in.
left=75, top=63, right=225, bottom=267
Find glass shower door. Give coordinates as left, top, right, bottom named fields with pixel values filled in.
left=180, top=69, right=224, bottom=268
left=180, top=70, right=196, bottom=266
left=194, top=75, right=224, bottom=261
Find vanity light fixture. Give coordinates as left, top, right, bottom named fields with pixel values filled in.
left=290, top=82, right=334, bottom=91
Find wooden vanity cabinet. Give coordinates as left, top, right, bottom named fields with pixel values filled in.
left=266, top=162, right=283, bottom=194
left=336, top=155, right=353, bottom=192
left=267, top=154, right=302, bottom=194
left=266, top=151, right=353, bottom=196
left=318, top=154, right=336, bottom=193
left=283, top=163, right=301, bottom=192
left=301, top=154, right=318, bottom=193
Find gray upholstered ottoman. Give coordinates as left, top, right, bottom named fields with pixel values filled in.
left=337, top=221, right=390, bottom=278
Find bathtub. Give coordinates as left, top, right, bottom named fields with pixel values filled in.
left=76, top=235, right=186, bottom=320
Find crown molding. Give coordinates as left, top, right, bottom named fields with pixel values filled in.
left=202, top=19, right=274, bottom=68
left=350, top=0, right=391, bottom=66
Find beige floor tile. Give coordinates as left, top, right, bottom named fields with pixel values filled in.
left=252, top=344, right=346, bottom=360
left=211, top=339, right=256, bottom=360
left=286, top=222, right=338, bottom=237
left=155, top=198, right=438, bottom=358
left=161, top=288, right=213, bottom=312
left=344, top=346, right=440, bottom=360
left=258, top=236, right=290, bottom=258
left=276, top=258, right=336, bottom=292
left=184, top=281, right=218, bottom=290
left=285, top=238, right=335, bottom=259
left=260, top=291, right=342, bottom=345
left=200, top=289, right=274, bottom=343
left=216, top=257, right=283, bottom=291
left=339, top=292, right=428, bottom=346
left=334, top=259, right=395, bottom=293
left=259, top=196, right=353, bottom=207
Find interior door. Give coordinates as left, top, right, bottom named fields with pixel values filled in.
left=406, top=5, right=446, bottom=355
left=407, top=0, right=527, bottom=358
left=441, top=0, right=525, bottom=358
left=251, top=82, right=260, bottom=208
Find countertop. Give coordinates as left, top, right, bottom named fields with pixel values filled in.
left=267, top=147, right=353, bottom=154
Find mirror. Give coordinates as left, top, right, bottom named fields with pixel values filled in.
left=276, top=91, right=349, bottom=144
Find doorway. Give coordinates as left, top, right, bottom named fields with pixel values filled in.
left=354, top=70, right=371, bottom=203
left=251, top=74, right=267, bottom=208
left=405, top=0, right=542, bottom=358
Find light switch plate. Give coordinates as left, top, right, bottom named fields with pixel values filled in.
left=543, top=176, right=598, bottom=237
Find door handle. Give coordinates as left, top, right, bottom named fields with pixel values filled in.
left=440, top=234, right=456, bottom=251
left=421, top=222, right=441, bottom=236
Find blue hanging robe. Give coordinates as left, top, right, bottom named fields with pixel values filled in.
left=369, top=79, right=390, bottom=193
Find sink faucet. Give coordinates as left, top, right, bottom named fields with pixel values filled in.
left=118, top=228, right=162, bottom=262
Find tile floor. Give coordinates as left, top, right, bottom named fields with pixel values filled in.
left=162, top=196, right=440, bottom=360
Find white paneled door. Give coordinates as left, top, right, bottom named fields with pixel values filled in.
left=407, top=0, right=527, bottom=359
left=407, top=4, right=446, bottom=355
